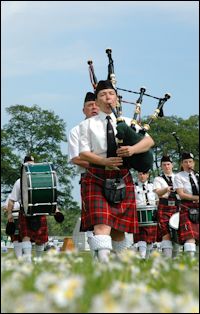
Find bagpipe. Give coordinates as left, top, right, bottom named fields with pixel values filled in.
left=171, top=132, right=184, bottom=163
left=88, top=49, right=171, bottom=172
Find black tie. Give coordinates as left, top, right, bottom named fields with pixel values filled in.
left=189, top=173, right=199, bottom=195
left=142, top=183, right=150, bottom=205
left=167, top=176, right=173, bottom=187
left=106, top=116, right=117, bottom=157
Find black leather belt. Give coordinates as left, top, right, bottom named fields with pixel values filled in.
left=89, top=164, right=127, bottom=170
left=89, top=164, right=105, bottom=169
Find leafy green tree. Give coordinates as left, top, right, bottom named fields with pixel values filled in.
left=1, top=104, right=80, bottom=235
left=1, top=129, right=21, bottom=190
left=47, top=208, right=81, bottom=236
left=145, top=114, right=199, bottom=174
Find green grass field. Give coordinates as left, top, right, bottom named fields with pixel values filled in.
left=1, top=248, right=199, bottom=313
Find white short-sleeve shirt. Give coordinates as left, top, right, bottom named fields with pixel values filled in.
left=174, top=171, right=199, bottom=195
left=68, top=124, right=85, bottom=174
left=5, top=193, right=20, bottom=218
left=68, top=124, right=80, bottom=162
left=9, top=179, right=21, bottom=203
left=135, top=182, right=158, bottom=206
left=79, top=111, right=149, bottom=158
left=153, top=173, right=175, bottom=198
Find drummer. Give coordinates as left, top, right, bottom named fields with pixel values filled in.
left=6, top=156, right=55, bottom=262
left=134, top=171, right=159, bottom=259
left=153, top=155, right=180, bottom=258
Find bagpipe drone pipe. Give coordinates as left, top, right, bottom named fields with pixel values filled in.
left=88, top=49, right=171, bottom=172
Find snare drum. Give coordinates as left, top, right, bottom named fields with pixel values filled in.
left=169, top=212, right=180, bottom=243
left=21, top=162, right=57, bottom=216
left=137, top=205, right=157, bottom=226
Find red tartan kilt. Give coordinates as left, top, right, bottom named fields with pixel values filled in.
left=178, top=202, right=199, bottom=244
left=157, top=202, right=178, bottom=237
left=80, top=167, right=139, bottom=234
left=134, top=225, right=158, bottom=243
left=18, top=211, right=48, bottom=245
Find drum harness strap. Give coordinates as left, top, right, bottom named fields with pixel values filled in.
left=161, top=174, right=181, bottom=209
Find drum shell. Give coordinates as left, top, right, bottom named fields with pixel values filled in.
left=21, top=163, right=57, bottom=216
left=137, top=205, right=157, bottom=226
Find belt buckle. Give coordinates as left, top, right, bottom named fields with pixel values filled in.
left=168, top=200, right=175, bottom=206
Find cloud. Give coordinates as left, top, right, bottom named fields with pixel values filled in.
left=2, top=1, right=197, bottom=33
left=1, top=1, right=198, bottom=78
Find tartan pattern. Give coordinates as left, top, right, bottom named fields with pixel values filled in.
left=134, top=225, right=159, bottom=243
left=11, top=219, right=22, bottom=242
left=157, top=200, right=178, bottom=238
left=156, top=224, right=163, bottom=242
left=80, top=167, right=139, bottom=234
left=178, top=201, right=199, bottom=244
left=18, top=211, right=48, bottom=245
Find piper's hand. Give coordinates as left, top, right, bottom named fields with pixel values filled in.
left=117, top=146, right=134, bottom=157
left=167, top=186, right=172, bottom=193
left=194, top=196, right=199, bottom=203
left=105, top=157, right=123, bottom=167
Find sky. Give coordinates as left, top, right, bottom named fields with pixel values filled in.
left=1, top=1, right=199, bottom=204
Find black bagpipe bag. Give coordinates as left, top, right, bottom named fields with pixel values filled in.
left=116, top=121, right=154, bottom=172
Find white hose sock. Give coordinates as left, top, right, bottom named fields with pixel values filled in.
left=35, top=244, right=45, bottom=258
left=146, top=243, right=153, bottom=259
left=112, top=237, right=132, bottom=254
left=161, top=240, right=173, bottom=258
left=22, top=241, right=32, bottom=263
left=89, top=234, right=112, bottom=263
left=172, top=242, right=180, bottom=258
left=137, top=241, right=147, bottom=259
left=184, top=242, right=196, bottom=257
left=87, top=231, right=96, bottom=258
left=98, top=249, right=111, bottom=263
left=13, top=241, right=23, bottom=259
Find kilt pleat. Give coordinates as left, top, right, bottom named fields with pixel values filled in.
left=178, top=201, right=199, bottom=244
left=18, top=211, right=48, bottom=245
left=80, top=167, right=139, bottom=234
left=157, top=202, right=178, bottom=238
left=134, top=225, right=158, bottom=243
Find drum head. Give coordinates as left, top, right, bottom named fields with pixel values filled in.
left=169, top=212, right=180, bottom=230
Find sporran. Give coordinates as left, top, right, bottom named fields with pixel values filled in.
left=188, top=208, right=199, bottom=224
left=103, top=177, right=126, bottom=204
